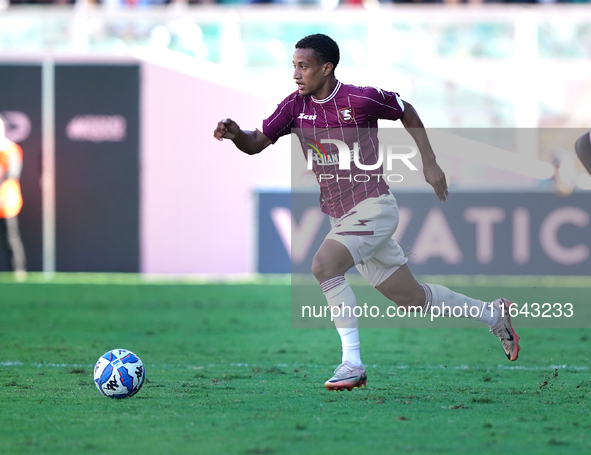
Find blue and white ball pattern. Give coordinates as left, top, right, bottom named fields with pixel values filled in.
left=94, top=349, right=145, bottom=398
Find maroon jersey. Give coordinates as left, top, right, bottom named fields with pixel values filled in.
left=262, top=80, right=405, bottom=218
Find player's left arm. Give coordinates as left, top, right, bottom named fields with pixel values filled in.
left=400, top=101, right=448, bottom=202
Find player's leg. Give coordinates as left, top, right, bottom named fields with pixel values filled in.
left=315, top=193, right=411, bottom=389
left=351, top=197, right=498, bottom=325
left=311, top=238, right=354, bottom=284
left=375, top=265, right=495, bottom=323
left=349, top=194, right=520, bottom=361
left=317, top=193, right=407, bottom=390
left=311, top=239, right=367, bottom=391
left=5, top=216, right=26, bottom=275
left=374, top=264, right=520, bottom=361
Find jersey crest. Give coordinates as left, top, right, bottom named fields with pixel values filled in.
left=338, top=107, right=355, bottom=123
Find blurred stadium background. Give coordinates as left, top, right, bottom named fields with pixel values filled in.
left=2, top=5, right=591, bottom=454
left=0, top=2, right=590, bottom=277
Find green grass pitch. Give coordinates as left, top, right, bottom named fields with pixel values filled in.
left=0, top=275, right=590, bottom=454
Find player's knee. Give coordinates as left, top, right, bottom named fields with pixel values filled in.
left=311, top=251, right=337, bottom=283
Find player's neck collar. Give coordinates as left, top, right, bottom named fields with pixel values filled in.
left=311, top=80, right=341, bottom=104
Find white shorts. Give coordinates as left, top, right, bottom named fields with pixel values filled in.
left=327, top=194, right=408, bottom=287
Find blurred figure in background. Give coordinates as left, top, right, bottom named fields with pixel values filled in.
left=0, top=116, right=26, bottom=280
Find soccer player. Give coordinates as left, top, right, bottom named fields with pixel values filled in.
left=213, top=34, right=520, bottom=391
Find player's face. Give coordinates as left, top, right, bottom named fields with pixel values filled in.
left=292, top=48, right=333, bottom=98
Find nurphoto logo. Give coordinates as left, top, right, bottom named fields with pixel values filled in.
left=304, top=137, right=419, bottom=183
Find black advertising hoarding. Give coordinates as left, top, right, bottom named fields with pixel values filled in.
left=54, top=65, right=140, bottom=272
left=0, top=65, right=43, bottom=272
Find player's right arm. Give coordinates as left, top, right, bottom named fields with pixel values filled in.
left=400, top=101, right=448, bottom=202
left=575, top=131, right=591, bottom=175
left=213, top=118, right=272, bottom=155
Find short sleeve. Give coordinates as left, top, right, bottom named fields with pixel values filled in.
left=362, top=87, right=405, bottom=121
left=262, top=94, right=297, bottom=144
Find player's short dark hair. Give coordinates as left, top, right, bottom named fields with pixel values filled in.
left=295, top=34, right=340, bottom=70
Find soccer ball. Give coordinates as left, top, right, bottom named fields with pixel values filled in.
left=94, top=349, right=145, bottom=399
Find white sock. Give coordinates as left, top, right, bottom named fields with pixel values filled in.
left=421, top=283, right=500, bottom=326
left=321, top=276, right=362, bottom=367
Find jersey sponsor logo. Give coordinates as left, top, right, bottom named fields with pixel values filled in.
left=338, top=107, right=355, bottom=123
left=298, top=113, right=317, bottom=121
left=302, top=137, right=328, bottom=161
left=311, top=153, right=345, bottom=166
left=303, top=137, right=353, bottom=167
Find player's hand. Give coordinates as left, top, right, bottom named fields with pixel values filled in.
left=423, top=160, right=449, bottom=202
left=214, top=118, right=240, bottom=141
